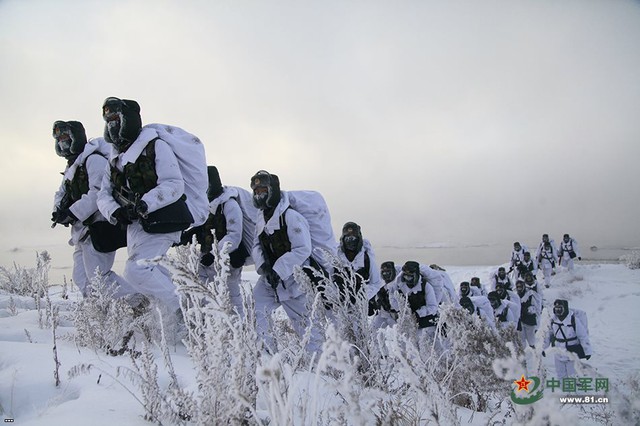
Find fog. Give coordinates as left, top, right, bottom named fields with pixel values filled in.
left=1, top=0, right=639, bottom=274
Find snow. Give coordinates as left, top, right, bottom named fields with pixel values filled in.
left=1, top=258, right=639, bottom=425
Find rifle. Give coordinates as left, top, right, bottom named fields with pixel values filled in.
left=51, top=190, right=74, bottom=228
left=112, top=186, right=148, bottom=219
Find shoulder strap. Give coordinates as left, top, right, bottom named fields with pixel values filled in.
left=364, top=251, right=370, bottom=274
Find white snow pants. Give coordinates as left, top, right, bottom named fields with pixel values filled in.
left=200, top=264, right=244, bottom=316
left=554, top=354, right=576, bottom=379
left=123, top=221, right=181, bottom=312
left=253, top=277, right=322, bottom=355
left=540, top=261, right=553, bottom=287
left=72, top=236, right=132, bottom=298
left=560, top=256, right=575, bottom=272
left=520, top=324, right=537, bottom=348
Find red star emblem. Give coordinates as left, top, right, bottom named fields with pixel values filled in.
left=514, top=375, right=532, bottom=392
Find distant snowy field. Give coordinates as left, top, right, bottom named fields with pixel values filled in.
left=1, top=259, right=639, bottom=425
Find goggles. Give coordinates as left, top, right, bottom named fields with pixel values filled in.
left=343, top=235, right=359, bottom=245
left=102, top=97, right=124, bottom=122
left=250, top=171, right=272, bottom=190
left=53, top=121, right=71, bottom=140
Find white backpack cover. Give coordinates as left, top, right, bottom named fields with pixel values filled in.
left=570, top=308, right=589, bottom=334
left=229, top=186, right=258, bottom=266
left=144, top=123, right=209, bottom=226
left=287, top=190, right=338, bottom=272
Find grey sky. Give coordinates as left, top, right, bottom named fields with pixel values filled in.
left=1, top=0, right=640, bottom=272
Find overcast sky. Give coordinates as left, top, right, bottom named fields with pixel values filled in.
left=1, top=0, right=639, bottom=270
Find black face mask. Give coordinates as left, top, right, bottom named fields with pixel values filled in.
left=342, top=235, right=360, bottom=252
left=381, top=268, right=396, bottom=283
left=401, top=272, right=419, bottom=288
left=460, top=286, right=470, bottom=297
left=490, top=298, right=500, bottom=309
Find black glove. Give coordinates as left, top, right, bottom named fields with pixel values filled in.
left=585, top=355, right=591, bottom=360
left=53, top=208, right=78, bottom=226
left=113, top=207, right=133, bottom=226
left=134, top=199, right=148, bottom=218
left=266, top=269, right=281, bottom=290
left=578, top=257, right=582, bottom=261
left=200, top=252, right=215, bottom=267
left=542, top=351, right=546, bottom=357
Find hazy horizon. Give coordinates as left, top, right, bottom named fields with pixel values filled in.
left=1, top=0, right=639, bottom=278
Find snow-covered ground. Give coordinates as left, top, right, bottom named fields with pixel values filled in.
left=1, top=259, right=639, bottom=425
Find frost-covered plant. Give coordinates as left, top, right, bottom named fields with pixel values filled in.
left=295, top=252, right=393, bottom=389
left=438, top=304, right=515, bottom=412
left=157, top=240, right=260, bottom=424
left=620, top=250, right=640, bottom=269
left=611, top=372, right=640, bottom=425
left=0, top=251, right=50, bottom=297
left=70, top=272, right=137, bottom=352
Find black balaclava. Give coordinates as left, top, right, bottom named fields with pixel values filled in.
left=341, top=221, right=363, bottom=255
left=460, top=296, right=474, bottom=314
left=102, top=97, right=142, bottom=152
left=497, top=267, right=506, bottom=279
left=487, top=291, right=500, bottom=309
left=553, top=299, right=569, bottom=320
left=207, top=166, right=223, bottom=201
left=514, top=242, right=522, bottom=251
left=53, top=120, right=87, bottom=163
left=524, top=273, right=537, bottom=290
left=459, top=281, right=470, bottom=297
left=563, top=234, right=570, bottom=243
left=470, top=277, right=481, bottom=288
left=380, top=261, right=396, bottom=283
left=401, top=261, right=421, bottom=288
left=515, top=280, right=526, bottom=297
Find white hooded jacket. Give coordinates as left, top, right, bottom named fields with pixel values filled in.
left=252, top=191, right=312, bottom=299
left=209, top=186, right=243, bottom=255
left=337, top=238, right=383, bottom=300
left=98, top=127, right=185, bottom=224
left=54, top=137, right=111, bottom=245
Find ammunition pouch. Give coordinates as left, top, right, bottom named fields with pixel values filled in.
left=140, top=195, right=194, bottom=234
left=88, top=221, right=127, bottom=253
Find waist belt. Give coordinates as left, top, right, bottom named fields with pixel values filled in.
left=555, top=336, right=578, bottom=343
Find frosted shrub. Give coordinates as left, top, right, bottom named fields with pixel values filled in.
left=620, top=250, right=640, bottom=269
left=0, top=251, right=50, bottom=297
left=70, top=272, right=136, bottom=353
left=438, top=304, right=515, bottom=412
left=158, top=241, right=260, bottom=424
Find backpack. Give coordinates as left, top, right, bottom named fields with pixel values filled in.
left=229, top=186, right=258, bottom=266
left=569, top=308, right=589, bottom=335
left=143, top=124, right=209, bottom=227
left=286, top=190, right=338, bottom=272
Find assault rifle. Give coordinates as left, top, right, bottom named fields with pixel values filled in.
left=51, top=190, right=74, bottom=228
left=113, top=186, right=148, bottom=219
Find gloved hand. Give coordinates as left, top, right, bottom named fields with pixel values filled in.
left=134, top=199, right=148, bottom=218
left=578, top=257, right=582, bottom=261
left=585, top=355, right=591, bottom=360
left=542, top=351, right=546, bottom=357
left=528, top=306, right=537, bottom=314
left=53, top=208, right=78, bottom=226
left=200, top=252, right=215, bottom=267
left=266, top=269, right=281, bottom=290
left=113, top=207, right=133, bottom=226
